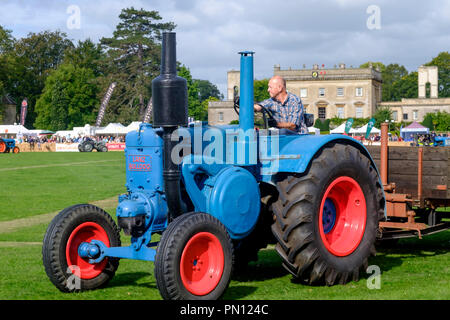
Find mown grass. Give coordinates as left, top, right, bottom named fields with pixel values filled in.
left=0, top=152, right=126, bottom=221
left=0, top=152, right=449, bottom=300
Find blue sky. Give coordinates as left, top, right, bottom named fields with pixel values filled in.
left=1, top=0, right=449, bottom=97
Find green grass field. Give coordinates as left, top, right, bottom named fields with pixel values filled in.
left=0, top=152, right=449, bottom=300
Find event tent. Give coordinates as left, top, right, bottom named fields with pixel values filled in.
left=330, top=123, right=357, bottom=134
left=95, top=123, right=127, bottom=135
left=0, top=124, right=30, bottom=135
left=308, top=126, right=321, bottom=135
left=400, top=121, right=429, bottom=141
left=352, top=123, right=381, bottom=135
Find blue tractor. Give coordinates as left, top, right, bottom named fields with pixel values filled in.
left=0, top=138, right=20, bottom=153
left=42, top=33, right=385, bottom=300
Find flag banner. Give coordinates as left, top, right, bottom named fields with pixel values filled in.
left=95, top=82, right=117, bottom=127
left=365, top=118, right=376, bottom=139
left=344, top=118, right=354, bottom=134
left=20, top=99, right=28, bottom=126
left=143, top=97, right=153, bottom=123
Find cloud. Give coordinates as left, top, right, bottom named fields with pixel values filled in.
left=0, top=0, right=448, bottom=96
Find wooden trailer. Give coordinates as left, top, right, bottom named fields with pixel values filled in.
left=366, top=123, right=450, bottom=240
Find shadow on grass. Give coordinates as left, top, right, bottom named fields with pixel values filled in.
left=108, top=272, right=157, bottom=289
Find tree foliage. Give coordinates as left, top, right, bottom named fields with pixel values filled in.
left=425, top=51, right=450, bottom=98
left=34, top=63, right=98, bottom=131
left=99, top=7, right=175, bottom=123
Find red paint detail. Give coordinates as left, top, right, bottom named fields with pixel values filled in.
left=180, top=232, right=224, bottom=296
left=66, top=222, right=110, bottom=280
left=319, top=176, right=367, bottom=257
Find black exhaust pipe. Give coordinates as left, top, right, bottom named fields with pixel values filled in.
left=152, top=32, right=188, bottom=220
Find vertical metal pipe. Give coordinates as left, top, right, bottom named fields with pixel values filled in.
left=238, top=51, right=255, bottom=132
left=418, top=147, right=423, bottom=204
left=380, top=122, right=388, bottom=186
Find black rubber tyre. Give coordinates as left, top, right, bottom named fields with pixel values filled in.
left=154, top=212, right=233, bottom=300
left=83, top=142, right=93, bottom=152
left=42, top=204, right=121, bottom=292
left=271, top=142, right=384, bottom=285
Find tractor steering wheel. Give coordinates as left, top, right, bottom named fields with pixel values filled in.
left=233, top=96, right=277, bottom=129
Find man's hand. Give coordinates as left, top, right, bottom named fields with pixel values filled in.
left=276, top=121, right=296, bottom=131
left=254, top=103, right=262, bottom=112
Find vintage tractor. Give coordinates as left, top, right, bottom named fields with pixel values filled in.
left=0, top=138, right=20, bottom=153
left=78, top=137, right=108, bottom=152
left=42, top=33, right=385, bottom=300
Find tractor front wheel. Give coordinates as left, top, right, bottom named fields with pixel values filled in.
left=42, top=204, right=121, bottom=292
left=272, top=142, right=384, bottom=285
left=154, top=212, right=233, bottom=300
left=13, top=146, right=20, bottom=153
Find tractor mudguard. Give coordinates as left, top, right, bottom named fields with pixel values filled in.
left=264, top=134, right=380, bottom=177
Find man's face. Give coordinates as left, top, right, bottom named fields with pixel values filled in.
left=267, top=79, right=282, bottom=99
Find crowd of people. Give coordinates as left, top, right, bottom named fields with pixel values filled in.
left=13, top=134, right=126, bottom=145
left=52, top=135, right=126, bottom=144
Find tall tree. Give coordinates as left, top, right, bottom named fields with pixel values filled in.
left=63, top=39, right=104, bottom=76
left=178, top=64, right=204, bottom=120
left=425, top=51, right=450, bottom=98
left=34, top=63, right=98, bottom=131
left=4, top=30, right=73, bottom=128
left=194, top=79, right=223, bottom=102
left=99, top=7, right=175, bottom=123
left=254, top=79, right=270, bottom=102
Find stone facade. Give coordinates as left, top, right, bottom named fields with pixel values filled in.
left=209, top=64, right=383, bottom=125
left=378, top=98, right=450, bottom=123
left=209, top=64, right=448, bottom=126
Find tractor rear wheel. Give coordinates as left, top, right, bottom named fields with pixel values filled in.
left=154, top=212, right=233, bottom=300
left=42, top=204, right=121, bottom=292
left=271, top=142, right=384, bottom=285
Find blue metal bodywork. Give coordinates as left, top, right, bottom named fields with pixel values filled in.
left=79, top=51, right=383, bottom=264
left=0, top=138, right=16, bottom=152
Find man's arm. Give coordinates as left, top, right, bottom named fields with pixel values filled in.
left=254, top=103, right=262, bottom=112
left=276, top=121, right=296, bottom=131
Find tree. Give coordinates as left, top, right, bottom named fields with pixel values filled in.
left=34, top=63, right=98, bottom=131
left=63, top=39, right=104, bottom=76
left=373, top=106, right=392, bottom=128
left=194, top=79, right=223, bottom=102
left=430, top=111, right=450, bottom=132
left=391, top=71, right=418, bottom=100
left=178, top=64, right=204, bottom=120
left=254, top=79, right=269, bottom=102
left=421, top=113, right=434, bottom=131
left=4, top=30, right=73, bottom=128
left=0, top=25, right=14, bottom=54
left=425, top=51, right=450, bottom=98
left=99, top=7, right=175, bottom=122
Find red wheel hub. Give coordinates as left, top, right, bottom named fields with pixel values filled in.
left=66, top=222, right=110, bottom=280
left=319, top=176, right=367, bottom=257
left=180, top=232, right=224, bottom=296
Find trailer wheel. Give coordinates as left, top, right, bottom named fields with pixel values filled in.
left=42, top=204, right=120, bottom=292
left=155, top=212, right=233, bottom=300
left=0, top=140, right=6, bottom=153
left=272, top=142, right=384, bottom=285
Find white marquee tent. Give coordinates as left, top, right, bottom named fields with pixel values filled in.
left=330, top=123, right=357, bottom=134
left=95, top=123, right=127, bottom=135
left=352, top=123, right=381, bottom=135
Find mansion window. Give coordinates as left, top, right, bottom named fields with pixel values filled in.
left=337, top=87, right=344, bottom=97
left=218, top=112, right=224, bottom=122
left=356, top=87, right=363, bottom=97
left=300, top=88, right=308, bottom=98
left=319, top=88, right=325, bottom=97
left=403, top=113, right=408, bottom=120
left=392, top=111, right=398, bottom=121
left=413, top=110, right=418, bottom=120
left=355, top=107, right=363, bottom=118
left=318, top=107, right=326, bottom=119
left=337, top=107, right=344, bottom=119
